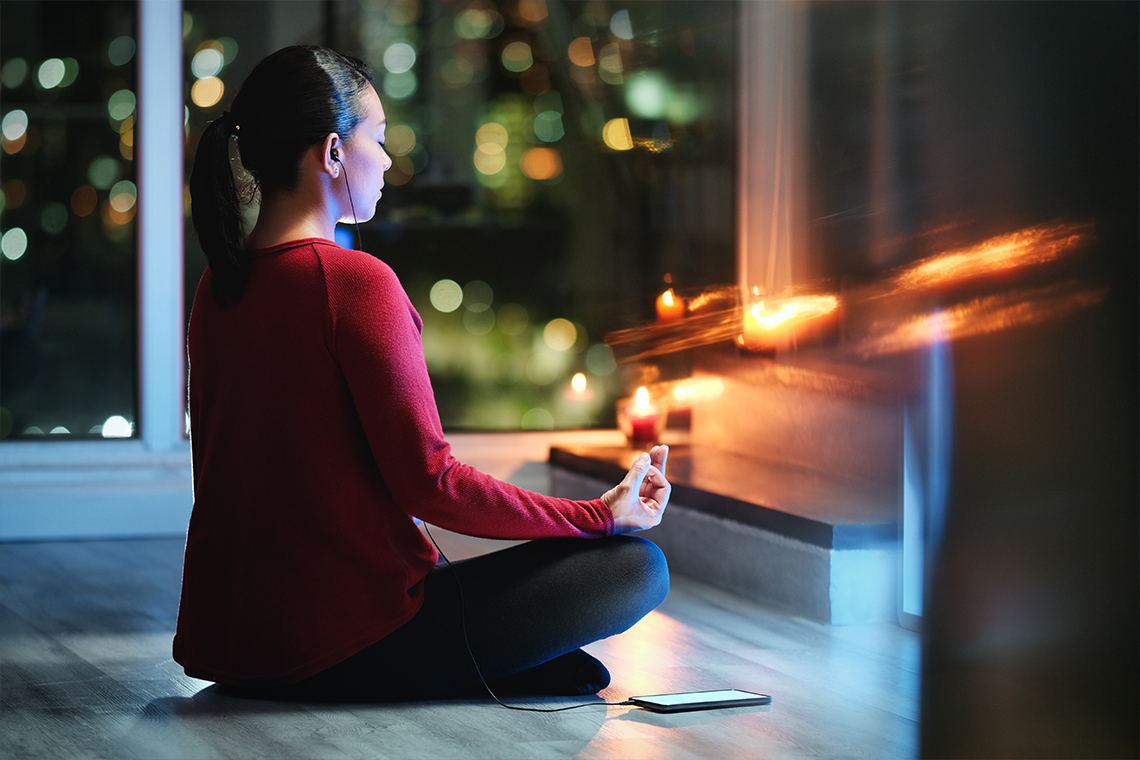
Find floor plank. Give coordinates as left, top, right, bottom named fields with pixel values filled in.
left=1, top=534, right=918, bottom=759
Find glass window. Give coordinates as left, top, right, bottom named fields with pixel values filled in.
left=1, top=1, right=139, bottom=440
left=181, top=0, right=738, bottom=431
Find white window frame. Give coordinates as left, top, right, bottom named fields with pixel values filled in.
left=0, top=0, right=192, bottom=540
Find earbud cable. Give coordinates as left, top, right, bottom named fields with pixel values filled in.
left=336, top=157, right=363, bottom=251
left=422, top=524, right=634, bottom=713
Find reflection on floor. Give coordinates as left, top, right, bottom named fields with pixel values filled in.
left=1, top=433, right=919, bottom=759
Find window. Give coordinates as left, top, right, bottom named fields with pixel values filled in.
left=1, top=1, right=140, bottom=440
left=181, top=0, right=738, bottom=430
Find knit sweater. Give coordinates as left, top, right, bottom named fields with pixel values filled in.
left=173, top=238, right=614, bottom=687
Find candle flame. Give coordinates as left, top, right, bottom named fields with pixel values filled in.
left=571, top=372, right=587, bottom=393
left=748, top=295, right=839, bottom=329
left=634, top=386, right=650, bottom=412
left=661, top=289, right=675, bottom=307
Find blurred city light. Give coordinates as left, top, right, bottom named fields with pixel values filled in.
left=463, top=279, right=493, bottom=311
left=107, top=89, right=136, bottom=120
left=496, top=303, right=529, bottom=335
left=532, top=111, right=564, bottom=142
left=190, top=77, right=224, bottom=108
left=568, top=37, right=594, bottom=67
left=385, top=124, right=416, bottom=156
left=37, top=58, right=65, bottom=89
left=40, top=202, right=67, bottom=235
left=101, top=415, right=133, bottom=438
left=520, top=147, right=562, bottom=180
left=2, top=109, right=27, bottom=141
left=87, top=156, right=121, bottom=189
left=191, top=47, right=224, bottom=79
left=518, top=0, right=548, bottom=24
left=383, top=42, right=416, bottom=74
left=543, top=318, right=577, bottom=351
left=110, top=179, right=138, bottom=212
left=383, top=70, right=417, bottom=100
left=70, top=185, right=97, bottom=217
left=602, top=118, right=633, bottom=150
left=625, top=71, right=667, bottom=119
left=610, top=9, right=634, bottom=40
left=1, top=227, right=27, bottom=260
left=1, top=58, right=28, bottom=88
left=107, top=35, right=136, bottom=66
left=430, top=279, right=463, bottom=312
left=501, top=41, right=533, bottom=73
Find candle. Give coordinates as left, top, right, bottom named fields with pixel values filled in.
left=563, top=372, right=594, bottom=401
left=625, top=386, right=661, bottom=446
left=739, top=295, right=840, bottom=351
left=655, top=288, right=685, bottom=322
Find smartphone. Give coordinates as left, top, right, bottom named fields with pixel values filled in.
left=628, top=689, right=772, bottom=713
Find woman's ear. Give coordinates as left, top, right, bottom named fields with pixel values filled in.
left=320, top=133, right=342, bottom=178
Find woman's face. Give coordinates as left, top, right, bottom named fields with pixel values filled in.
left=339, top=85, right=392, bottom=224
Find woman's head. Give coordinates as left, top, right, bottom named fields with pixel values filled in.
left=190, top=45, right=374, bottom=304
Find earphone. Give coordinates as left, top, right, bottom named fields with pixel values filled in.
left=422, top=524, right=634, bottom=713
left=330, top=147, right=362, bottom=250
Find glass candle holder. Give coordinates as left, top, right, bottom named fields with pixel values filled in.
left=617, top=387, right=667, bottom=449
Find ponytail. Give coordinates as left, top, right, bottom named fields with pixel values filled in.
left=190, top=112, right=248, bottom=305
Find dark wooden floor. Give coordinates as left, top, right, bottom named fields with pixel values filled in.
left=0, top=534, right=918, bottom=759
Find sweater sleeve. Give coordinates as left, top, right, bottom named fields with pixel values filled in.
left=321, top=248, right=614, bottom=540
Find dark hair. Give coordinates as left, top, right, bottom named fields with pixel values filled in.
left=190, top=46, right=373, bottom=305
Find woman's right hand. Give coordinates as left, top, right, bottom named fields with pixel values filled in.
left=601, top=445, right=671, bottom=534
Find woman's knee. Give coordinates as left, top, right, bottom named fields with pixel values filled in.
left=600, top=534, right=670, bottom=613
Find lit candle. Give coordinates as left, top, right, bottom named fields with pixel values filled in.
left=655, top=288, right=685, bottom=322
left=564, top=372, right=594, bottom=401
left=741, top=301, right=781, bottom=351
left=625, top=386, right=660, bottom=446
left=739, top=295, right=840, bottom=352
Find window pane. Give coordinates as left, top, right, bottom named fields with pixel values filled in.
left=0, top=1, right=139, bottom=440
left=182, top=1, right=737, bottom=431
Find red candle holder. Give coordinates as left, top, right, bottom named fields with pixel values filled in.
left=617, top=386, right=667, bottom=448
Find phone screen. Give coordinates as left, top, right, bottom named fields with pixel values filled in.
left=629, top=689, right=772, bottom=713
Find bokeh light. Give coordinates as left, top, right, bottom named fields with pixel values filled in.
left=70, top=185, right=97, bottom=217
left=383, top=42, right=416, bottom=74
left=385, top=124, right=416, bottom=156
left=37, top=58, right=65, bottom=89
left=602, top=118, right=633, bottom=151
left=463, top=308, right=496, bottom=335
left=585, top=343, right=617, bottom=376
left=2, top=109, right=28, bottom=141
left=441, top=56, right=475, bottom=88
left=1, top=58, right=28, bottom=88
left=107, top=89, right=136, bottom=120
left=191, top=47, right=224, bottom=79
left=2, top=228, right=28, bottom=261
left=59, top=58, right=79, bottom=87
left=625, top=71, right=668, bottom=118
left=501, top=41, right=533, bottom=73
left=533, top=111, right=564, bottom=142
left=521, top=408, right=555, bottom=430
left=610, top=10, right=634, bottom=40
left=519, top=0, right=548, bottom=23
left=49, top=426, right=70, bottom=435
left=521, top=147, right=562, bottom=180
left=3, top=179, right=27, bottom=209
left=568, top=37, right=595, bottom=67
left=430, top=279, right=463, bottom=312
left=101, top=415, right=133, bottom=438
left=383, top=71, right=417, bottom=100
left=190, top=77, right=224, bottom=108
left=463, top=280, right=493, bottom=311
left=40, top=202, right=67, bottom=235
left=87, top=156, right=121, bottom=189
left=455, top=8, right=502, bottom=40
left=107, top=36, right=136, bottom=66
left=110, top=179, right=137, bottom=212
left=543, top=318, right=577, bottom=351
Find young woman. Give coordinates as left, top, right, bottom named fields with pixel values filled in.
left=175, top=45, right=672, bottom=702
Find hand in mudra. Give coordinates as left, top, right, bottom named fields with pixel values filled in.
left=602, top=445, right=671, bottom=534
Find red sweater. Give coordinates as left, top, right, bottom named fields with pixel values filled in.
left=174, top=238, right=614, bottom=686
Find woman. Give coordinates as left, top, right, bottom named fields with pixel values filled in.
left=175, top=45, right=671, bottom=702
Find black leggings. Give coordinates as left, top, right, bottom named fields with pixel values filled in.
left=234, top=535, right=669, bottom=702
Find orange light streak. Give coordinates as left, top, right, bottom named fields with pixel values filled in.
left=872, top=221, right=1090, bottom=299
left=854, top=282, right=1107, bottom=357
left=740, top=294, right=839, bottom=350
